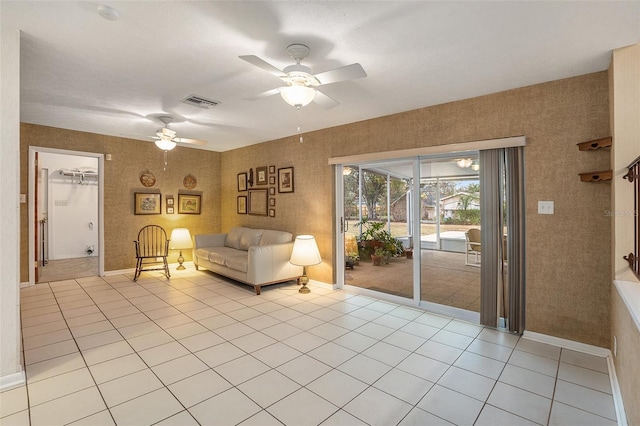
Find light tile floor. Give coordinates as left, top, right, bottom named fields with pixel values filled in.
left=1, top=269, right=619, bottom=425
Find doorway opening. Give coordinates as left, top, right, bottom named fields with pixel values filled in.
left=29, top=147, right=104, bottom=285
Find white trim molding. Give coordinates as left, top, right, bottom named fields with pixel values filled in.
left=328, top=136, right=526, bottom=165
left=614, top=280, right=640, bottom=332
left=522, top=330, right=610, bottom=357
left=0, top=370, right=26, bottom=392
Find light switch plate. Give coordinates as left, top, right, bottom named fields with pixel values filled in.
left=538, top=200, right=554, bottom=214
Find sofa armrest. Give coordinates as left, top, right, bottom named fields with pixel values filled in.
left=247, top=242, right=301, bottom=284
left=194, top=233, right=227, bottom=249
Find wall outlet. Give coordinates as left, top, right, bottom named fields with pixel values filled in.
left=538, top=200, right=554, bottom=214
left=20, top=194, right=27, bottom=203
left=613, top=335, right=617, bottom=357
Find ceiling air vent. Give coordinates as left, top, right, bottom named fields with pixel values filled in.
left=181, top=95, right=220, bottom=109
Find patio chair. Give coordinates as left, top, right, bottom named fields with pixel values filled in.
left=465, top=228, right=481, bottom=267
left=133, top=225, right=170, bottom=281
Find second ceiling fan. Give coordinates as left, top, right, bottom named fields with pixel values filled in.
left=240, top=43, right=367, bottom=109
left=152, top=116, right=208, bottom=151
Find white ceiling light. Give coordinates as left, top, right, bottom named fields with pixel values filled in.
left=280, top=83, right=316, bottom=108
left=456, top=158, right=473, bottom=168
left=97, top=5, right=119, bottom=21
left=154, top=138, right=176, bottom=151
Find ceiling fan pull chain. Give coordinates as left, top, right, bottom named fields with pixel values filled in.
left=163, top=150, right=168, bottom=171
left=297, top=107, right=304, bottom=143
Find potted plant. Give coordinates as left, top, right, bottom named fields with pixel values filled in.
left=404, top=246, right=413, bottom=259
left=371, top=246, right=386, bottom=266
left=355, top=218, right=404, bottom=262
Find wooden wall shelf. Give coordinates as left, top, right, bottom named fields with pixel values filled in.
left=577, top=137, right=612, bottom=151
left=579, top=170, right=612, bottom=182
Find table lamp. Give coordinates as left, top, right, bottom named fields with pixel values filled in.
left=170, top=228, right=193, bottom=270
left=290, top=235, right=322, bottom=293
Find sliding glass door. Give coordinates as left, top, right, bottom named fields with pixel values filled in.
left=417, top=154, right=481, bottom=317
left=341, top=162, right=414, bottom=300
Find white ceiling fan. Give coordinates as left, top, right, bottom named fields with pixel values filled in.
left=240, top=43, right=367, bottom=109
left=151, top=116, right=207, bottom=151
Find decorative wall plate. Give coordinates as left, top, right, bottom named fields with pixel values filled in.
left=183, top=174, right=197, bottom=189
left=140, top=170, right=156, bottom=187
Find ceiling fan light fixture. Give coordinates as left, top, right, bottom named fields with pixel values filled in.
left=280, top=84, right=316, bottom=108
left=456, top=158, right=473, bottom=168
left=155, top=139, right=177, bottom=151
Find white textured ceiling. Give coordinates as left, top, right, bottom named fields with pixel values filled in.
left=2, top=1, right=639, bottom=152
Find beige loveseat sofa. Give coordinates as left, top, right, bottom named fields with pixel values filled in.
left=193, top=227, right=302, bottom=295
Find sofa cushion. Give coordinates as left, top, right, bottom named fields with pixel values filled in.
left=206, top=247, right=244, bottom=266
left=195, top=247, right=216, bottom=260
left=239, top=228, right=264, bottom=250
left=260, top=230, right=293, bottom=245
left=224, top=255, right=248, bottom=273
left=225, top=227, right=246, bottom=250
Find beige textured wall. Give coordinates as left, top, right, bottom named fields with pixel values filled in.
left=222, top=72, right=611, bottom=346
left=20, top=124, right=221, bottom=281
left=219, top=138, right=335, bottom=283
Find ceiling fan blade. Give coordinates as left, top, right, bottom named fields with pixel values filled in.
left=313, top=90, right=340, bottom=109
left=158, top=127, right=176, bottom=138
left=173, top=138, right=208, bottom=146
left=314, top=63, right=367, bottom=85
left=239, top=55, right=287, bottom=78
left=245, top=88, right=282, bottom=101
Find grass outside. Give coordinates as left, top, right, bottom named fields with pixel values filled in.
left=345, top=220, right=479, bottom=239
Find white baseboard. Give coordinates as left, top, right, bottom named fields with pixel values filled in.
left=0, top=370, right=25, bottom=391
left=522, top=330, right=610, bottom=357
left=607, top=354, right=628, bottom=426
left=522, top=330, right=627, bottom=425
left=308, top=279, right=337, bottom=290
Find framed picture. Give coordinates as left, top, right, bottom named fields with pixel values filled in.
left=269, top=176, right=276, bottom=185
left=178, top=194, right=201, bottom=214
left=269, top=198, right=276, bottom=207
left=269, top=165, right=275, bottom=174
left=134, top=193, right=161, bottom=215
left=256, top=166, right=268, bottom=185
left=167, top=207, right=174, bottom=214
left=269, top=209, right=276, bottom=217
left=248, top=189, right=268, bottom=215
left=237, top=172, right=247, bottom=191
left=269, top=187, right=275, bottom=196
left=166, top=196, right=174, bottom=206
left=237, top=196, right=247, bottom=214
left=278, top=167, right=294, bottom=193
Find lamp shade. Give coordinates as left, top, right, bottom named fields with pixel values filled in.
left=155, top=139, right=177, bottom=151
left=280, top=84, right=316, bottom=108
left=290, top=235, right=322, bottom=266
left=170, top=228, right=193, bottom=250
